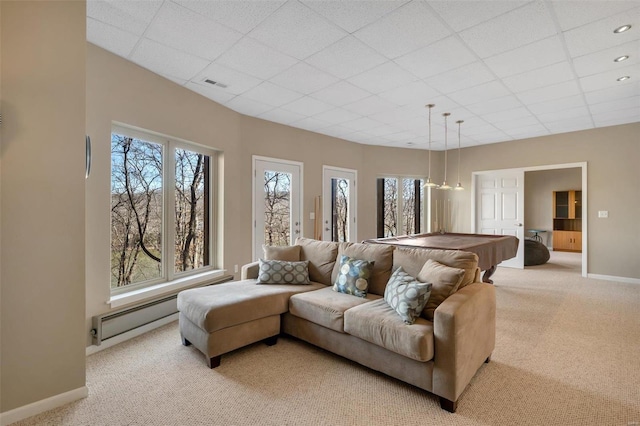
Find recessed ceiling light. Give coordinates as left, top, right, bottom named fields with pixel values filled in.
left=614, top=55, right=630, bottom=62
left=617, top=76, right=631, bottom=81
left=613, top=24, right=632, bottom=33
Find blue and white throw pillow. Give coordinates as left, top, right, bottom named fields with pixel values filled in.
left=384, top=267, right=432, bottom=324
left=257, top=259, right=310, bottom=284
left=333, top=255, right=374, bottom=298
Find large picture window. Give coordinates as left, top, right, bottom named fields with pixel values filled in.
left=377, top=177, right=424, bottom=238
left=110, top=125, right=215, bottom=293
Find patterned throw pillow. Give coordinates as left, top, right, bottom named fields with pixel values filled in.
left=257, top=259, right=310, bottom=284
left=384, top=267, right=432, bottom=324
left=333, top=255, right=374, bottom=298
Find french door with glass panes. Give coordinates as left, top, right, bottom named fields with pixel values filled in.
left=322, top=166, right=357, bottom=242
left=253, top=157, right=302, bottom=260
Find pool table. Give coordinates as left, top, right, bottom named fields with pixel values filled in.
left=363, top=232, right=519, bottom=284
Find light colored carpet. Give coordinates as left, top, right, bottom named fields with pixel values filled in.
left=13, top=252, right=640, bottom=425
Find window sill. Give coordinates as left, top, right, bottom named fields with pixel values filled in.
left=109, top=269, right=228, bottom=309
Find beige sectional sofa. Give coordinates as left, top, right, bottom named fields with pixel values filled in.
left=177, top=237, right=496, bottom=412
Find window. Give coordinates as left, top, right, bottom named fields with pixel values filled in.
left=110, top=125, right=216, bottom=294
left=377, top=177, right=424, bottom=238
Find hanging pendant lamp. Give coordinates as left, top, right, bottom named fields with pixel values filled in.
left=454, top=120, right=464, bottom=191
left=424, top=104, right=438, bottom=188
left=439, top=112, right=452, bottom=190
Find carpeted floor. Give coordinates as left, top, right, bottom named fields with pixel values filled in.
left=13, top=252, right=640, bottom=425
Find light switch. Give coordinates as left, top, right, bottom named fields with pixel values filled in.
left=310, top=212, right=315, bottom=220
left=598, top=211, right=608, bottom=218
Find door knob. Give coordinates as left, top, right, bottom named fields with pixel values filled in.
left=325, top=227, right=330, bottom=231
left=515, top=223, right=523, bottom=226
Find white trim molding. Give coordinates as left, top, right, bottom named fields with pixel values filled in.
left=587, top=274, right=640, bottom=285
left=0, top=386, right=88, bottom=426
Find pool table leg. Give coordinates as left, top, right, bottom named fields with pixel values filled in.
left=482, top=265, right=496, bottom=284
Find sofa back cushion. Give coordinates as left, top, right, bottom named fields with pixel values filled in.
left=392, top=247, right=479, bottom=289
left=331, top=242, right=394, bottom=296
left=296, top=237, right=339, bottom=285
left=263, top=244, right=301, bottom=261
left=417, top=259, right=465, bottom=320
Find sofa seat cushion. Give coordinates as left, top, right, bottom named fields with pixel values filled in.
left=344, top=299, right=434, bottom=362
left=177, top=280, right=324, bottom=333
left=289, top=286, right=381, bottom=333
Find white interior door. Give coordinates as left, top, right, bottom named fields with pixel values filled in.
left=253, top=157, right=302, bottom=260
left=475, top=170, right=525, bottom=269
left=322, top=166, right=357, bottom=242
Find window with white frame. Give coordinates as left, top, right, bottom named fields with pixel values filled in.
left=110, top=125, right=216, bottom=294
left=376, top=177, right=424, bottom=238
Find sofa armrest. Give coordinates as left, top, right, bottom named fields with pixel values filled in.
left=432, top=282, right=496, bottom=403
left=241, top=261, right=260, bottom=280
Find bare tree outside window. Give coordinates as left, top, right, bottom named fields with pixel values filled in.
left=383, top=178, right=398, bottom=237
left=377, top=177, right=423, bottom=238
left=111, top=134, right=163, bottom=288
left=264, top=171, right=291, bottom=247
left=332, top=178, right=349, bottom=242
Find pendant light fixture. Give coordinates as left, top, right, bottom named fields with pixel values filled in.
left=439, top=112, right=452, bottom=190
left=454, top=120, right=464, bottom=191
left=424, top=104, right=438, bottom=188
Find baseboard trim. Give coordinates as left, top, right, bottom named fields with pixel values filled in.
left=0, top=386, right=88, bottom=426
left=86, top=313, right=179, bottom=356
left=587, top=273, right=640, bottom=285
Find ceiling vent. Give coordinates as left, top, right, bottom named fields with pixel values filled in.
left=204, top=78, right=228, bottom=89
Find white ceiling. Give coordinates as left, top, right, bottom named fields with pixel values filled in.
left=87, top=0, right=640, bottom=150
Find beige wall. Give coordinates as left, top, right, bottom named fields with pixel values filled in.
left=525, top=168, right=582, bottom=247
left=1, top=1, right=86, bottom=412
left=86, top=44, right=640, bottom=348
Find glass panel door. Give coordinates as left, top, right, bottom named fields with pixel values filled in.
left=323, top=166, right=357, bottom=242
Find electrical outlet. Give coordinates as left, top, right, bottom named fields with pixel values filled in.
left=598, top=211, right=608, bottom=218
left=234, top=264, right=238, bottom=273
left=310, top=212, right=315, bottom=220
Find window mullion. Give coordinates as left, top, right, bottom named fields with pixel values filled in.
left=165, top=141, right=176, bottom=282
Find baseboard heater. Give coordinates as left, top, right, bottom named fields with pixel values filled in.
left=91, top=275, right=233, bottom=346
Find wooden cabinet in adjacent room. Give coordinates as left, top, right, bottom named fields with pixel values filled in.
left=552, top=190, right=582, bottom=252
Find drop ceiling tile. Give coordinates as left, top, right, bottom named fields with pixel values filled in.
left=579, top=64, right=640, bottom=92
left=544, top=117, right=594, bottom=133
left=365, top=124, right=404, bottom=137
left=429, top=0, right=529, bottom=32
left=589, top=96, right=640, bottom=115
left=470, top=131, right=512, bottom=143
left=301, top=0, right=407, bottom=33
left=241, top=81, right=303, bottom=107
left=163, top=74, right=188, bottom=87
left=290, top=117, right=332, bottom=131
left=248, top=1, right=347, bottom=60
left=368, top=105, right=424, bottom=125
left=482, top=107, right=533, bottom=123
left=310, top=81, right=371, bottom=106
left=341, top=116, right=384, bottom=132
left=320, top=125, right=358, bottom=139
left=304, top=36, right=388, bottom=79
left=313, top=108, right=362, bottom=125
left=551, top=0, right=638, bottom=31
left=354, top=1, right=451, bottom=59
left=145, top=2, right=242, bottom=61
left=535, top=106, right=592, bottom=124
left=215, top=37, right=298, bottom=80
left=465, top=95, right=524, bottom=115
left=448, top=81, right=511, bottom=105
left=395, top=36, right=477, bottom=79
left=225, top=96, right=275, bottom=116
left=131, top=38, right=210, bottom=81
left=592, top=108, right=640, bottom=126
left=528, top=95, right=587, bottom=115
left=584, top=82, right=640, bottom=104
left=258, top=108, right=307, bottom=125
left=280, top=96, right=334, bottom=116
left=87, top=0, right=162, bottom=36
left=484, top=36, right=567, bottom=78
left=502, top=61, right=575, bottom=93
left=459, top=2, right=557, bottom=58
left=342, top=96, right=397, bottom=116
left=516, top=80, right=582, bottom=104
left=385, top=131, right=417, bottom=143
left=87, top=18, right=139, bottom=58
left=563, top=7, right=640, bottom=58
left=185, top=81, right=236, bottom=104
left=425, top=62, right=496, bottom=94
left=174, top=0, right=286, bottom=34
left=348, top=61, right=418, bottom=94
left=378, top=81, right=441, bottom=107
left=269, top=62, right=339, bottom=94
left=194, top=63, right=262, bottom=95
left=573, top=41, right=640, bottom=78
left=503, top=123, right=549, bottom=137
